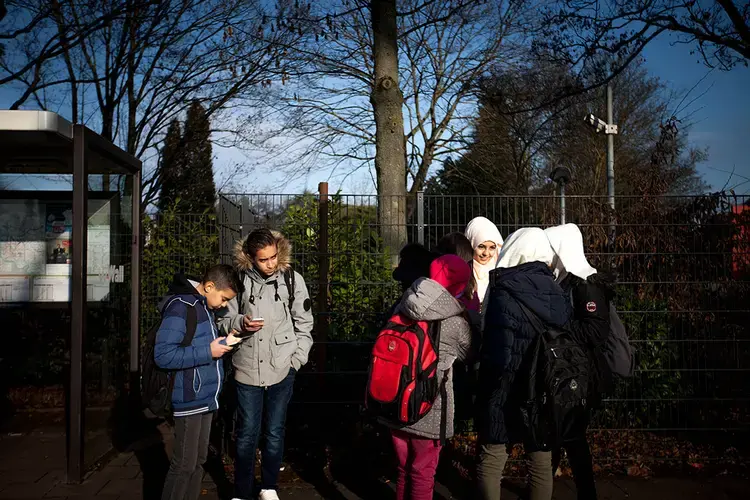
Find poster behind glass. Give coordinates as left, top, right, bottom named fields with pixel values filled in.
left=0, top=196, right=113, bottom=303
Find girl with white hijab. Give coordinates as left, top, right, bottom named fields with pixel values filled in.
left=475, top=227, right=559, bottom=500
left=544, top=223, right=597, bottom=283
left=464, top=217, right=504, bottom=307
left=543, top=223, right=614, bottom=500
left=475, top=227, right=611, bottom=500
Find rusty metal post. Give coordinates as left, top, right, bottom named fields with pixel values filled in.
left=68, top=125, right=88, bottom=483
left=316, top=183, right=330, bottom=384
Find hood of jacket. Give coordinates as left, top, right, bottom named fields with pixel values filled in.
left=398, top=277, right=465, bottom=322
left=233, top=230, right=293, bottom=279
left=492, top=261, right=572, bottom=328
left=158, top=273, right=202, bottom=313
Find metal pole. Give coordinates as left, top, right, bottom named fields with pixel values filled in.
left=68, top=125, right=88, bottom=484
left=559, top=181, right=566, bottom=225
left=316, top=182, right=329, bottom=389
left=130, top=168, right=141, bottom=375
left=416, top=191, right=424, bottom=245
left=606, top=84, right=615, bottom=244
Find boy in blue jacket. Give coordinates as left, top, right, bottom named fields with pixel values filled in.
left=155, top=264, right=243, bottom=500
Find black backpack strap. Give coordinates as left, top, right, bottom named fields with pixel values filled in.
left=181, top=305, right=198, bottom=347
left=517, top=299, right=546, bottom=337
left=236, top=270, right=247, bottom=315
left=284, top=267, right=295, bottom=308
left=167, top=304, right=200, bottom=406
left=284, top=267, right=296, bottom=327
left=439, top=371, right=448, bottom=445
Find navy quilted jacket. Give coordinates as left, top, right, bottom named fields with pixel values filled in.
left=476, top=262, right=573, bottom=445
left=154, top=274, right=223, bottom=417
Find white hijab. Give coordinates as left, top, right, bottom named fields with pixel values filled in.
left=497, top=227, right=555, bottom=269
left=544, top=223, right=597, bottom=282
left=465, top=216, right=504, bottom=304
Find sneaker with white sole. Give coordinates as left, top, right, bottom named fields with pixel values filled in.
left=259, top=490, right=280, bottom=500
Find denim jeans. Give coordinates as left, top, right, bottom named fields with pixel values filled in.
left=234, top=368, right=295, bottom=499
left=161, top=412, right=213, bottom=500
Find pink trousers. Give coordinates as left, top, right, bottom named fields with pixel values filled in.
left=391, top=430, right=443, bottom=500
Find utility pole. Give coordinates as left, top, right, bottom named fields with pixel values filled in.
left=606, top=84, right=615, bottom=245
left=584, top=84, right=618, bottom=247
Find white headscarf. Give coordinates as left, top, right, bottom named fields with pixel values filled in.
left=465, top=217, right=504, bottom=304
left=544, top=223, right=597, bottom=282
left=497, top=227, right=555, bottom=269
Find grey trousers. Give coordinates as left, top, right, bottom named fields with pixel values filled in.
left=161, top=412, right=213, bottom=500
left=476, top=443, right=553, bottom=500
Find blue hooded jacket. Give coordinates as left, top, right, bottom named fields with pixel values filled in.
left=477, top=261, right=573, bottom=445
left=154, top=274, right=223, bottom=417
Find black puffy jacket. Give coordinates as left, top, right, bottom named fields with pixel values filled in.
left=476, top=262, right=610, bottom=446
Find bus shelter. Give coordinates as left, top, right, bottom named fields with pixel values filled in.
left=0, top=111, right=141, bottom=483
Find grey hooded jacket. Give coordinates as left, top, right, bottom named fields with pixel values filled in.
left=380, top=278, right=475, bottom=440
left=216, top=231, right=314, bottom=387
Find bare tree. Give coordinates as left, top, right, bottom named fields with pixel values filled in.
left=270, top=0, right=528, bottom=195
left=0, top=0, right=301, bottom=206
left=538, top=0, right=750, bottom=90
left=371, top=0, right=407, bottom=252
left=431, top=61, right=708, bottom=197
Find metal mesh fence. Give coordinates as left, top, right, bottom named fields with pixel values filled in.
left=143, top=192, right=749, bottom=448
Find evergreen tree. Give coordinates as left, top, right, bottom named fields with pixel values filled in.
left=158, top=120, right=185, bottom=212
left=181, top=101, right=216, bottom=213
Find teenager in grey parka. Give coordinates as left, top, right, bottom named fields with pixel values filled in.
left=216, top=228, right=313, bottom=500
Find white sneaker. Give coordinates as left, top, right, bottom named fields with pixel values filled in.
left=259, top=490, right=280, bottom=500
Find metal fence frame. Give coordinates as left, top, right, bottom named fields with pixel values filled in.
left=211, top=187, right=750, bottom=439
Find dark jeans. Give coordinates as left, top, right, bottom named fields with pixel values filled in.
left=552, top=438, right=598, bottom=500
left=234, top=368, right=296, bottom=499
left=162, top=412, right=213, bottom=500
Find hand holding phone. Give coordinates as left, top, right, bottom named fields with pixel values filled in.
left=242, top=315, right=264, bottom=332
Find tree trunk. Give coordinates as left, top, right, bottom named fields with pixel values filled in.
left=370, top=0, right=407, bottom=262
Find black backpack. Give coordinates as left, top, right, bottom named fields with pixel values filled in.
left=511, top=300, right=594, bottom=449
left=141, top=304, right=198, bottom=418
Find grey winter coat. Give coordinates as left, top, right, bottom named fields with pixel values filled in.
left=216, top=231, right=314, bottom=387
left=380, top=278, right=475, bottom=440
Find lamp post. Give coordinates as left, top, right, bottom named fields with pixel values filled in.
left=550, top=166, right=572, bottom=225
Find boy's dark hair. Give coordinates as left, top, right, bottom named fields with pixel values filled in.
left=393, top=243, right=437, bottom=290
left=203, top=264, right=244, bottom=294
left=243, top=228, right=277, bottom=258
left=436, top=232, right=474, bottom=262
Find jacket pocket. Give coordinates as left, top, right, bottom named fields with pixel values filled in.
left=193, top=368, right=202, bottom=396
left=271, top=331, right=297, bottom=368
left=183, top=369, right=196, bottom=403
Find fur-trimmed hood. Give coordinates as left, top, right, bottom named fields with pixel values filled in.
left=233, top=230, right=293, bottom=274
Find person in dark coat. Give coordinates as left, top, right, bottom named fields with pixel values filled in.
left=545, top=224, right=617, bottom=500
left=475, top=228, right=610, bottom=500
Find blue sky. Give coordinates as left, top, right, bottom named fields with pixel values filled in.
left=2, top=31, right=748, bottom=195
left=223, top=35, right=750, bottom=194
left=640, top=35, right=750, bottom=193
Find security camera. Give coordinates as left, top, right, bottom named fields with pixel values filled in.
left=584, top=114, right=618, bottom=135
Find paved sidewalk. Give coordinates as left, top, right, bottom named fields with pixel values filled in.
left=1, top=412, right=746, bottom=500
left=0, top=449, right=326, bottom=499
left=1, top=438, right=747, bottom=500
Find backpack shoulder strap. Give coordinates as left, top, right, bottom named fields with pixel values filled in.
left=283, top=267, right=295, bottom=309
left=181, top=305, right=198, bottom=347
left=516, top=299, right=546, bottom=336
left=237, top=270, right=247, bottom=314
